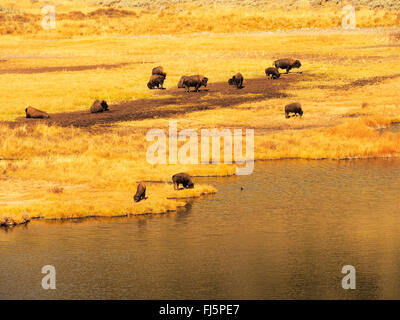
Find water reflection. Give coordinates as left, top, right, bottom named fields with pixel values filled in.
left=1, top=159, right=400, bottom=299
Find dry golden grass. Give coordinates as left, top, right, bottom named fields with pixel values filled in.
left=1, top=1, right=399, bottom=37
left=0, top=2, right=400, bottom=222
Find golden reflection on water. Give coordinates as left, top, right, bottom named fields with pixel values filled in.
left=1, top=159, right=400, bottom=299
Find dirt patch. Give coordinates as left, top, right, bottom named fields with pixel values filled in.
left=303, top=73, right=400, bottom=91
left=345, top=74, right=400, bottom=88
left=11, top=74, right=303, bottom=128
left=0, top=62, right=153, bottom=75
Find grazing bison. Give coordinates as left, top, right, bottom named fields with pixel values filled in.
left=178, top=75, right=208, bottom=92
left=228, top=73, right=244, bottom=89
left=147, top=74, right=166, bottom=89
left=90, top=100, right=109, bottom=113
left=265, top=67, right=281, bottom=80
left=172, top=172, right=194, bottom=190
left=134, top=182, right=146, bottom=202
left=274, top=58, right=302, bottom=74
left=285, top=102, right=303, bottom=118
left=152, top=66, right=167, bottom=78
left=25, top=106, right=50, bottom=119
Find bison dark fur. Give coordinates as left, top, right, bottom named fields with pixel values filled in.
left=177, top=75, right=208, bottom=92
left=152, top=66, right=167, bottom=78
left=147, top=74, right=165, bottom=89
left=265, top=67, right=281, bottom=80
left=274, top=58, right=302, bottom=74
left=228, top=72, right=244, bottom=89
left=172, top=172, right=194, bottom=190
left=285, top=102, right=303, bottom=118
left=134, top=182, right=146, bottom=202
left=25, top=106, right=50, bottom=119
left=90, top=100, right=109, bottom=113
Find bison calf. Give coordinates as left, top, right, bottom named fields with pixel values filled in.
left=172, top=173, right=194, bottom=190
left=178, top=75, right=208, bottom=92
left=228, top=73, right=244, bottom=89
left=90, top=100, right=109, bottom=113
left=274, top=58, right=302, bottom=74
left=25, top=106, right=50, bottom=119
left=147, top=74, right=165, bottom=89
left=265, top=67, right=280, bottom=80
left=285, top=102, right=303, bottom=118
left=152, top=66, right=167, bottom=78
left=134, top=182, right=146, bottom=202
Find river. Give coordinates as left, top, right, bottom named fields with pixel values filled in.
left=1, top=159, right=400, bottom=299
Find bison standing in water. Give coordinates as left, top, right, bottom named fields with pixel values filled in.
left=134, top=182, right=146, bottom=202
left=147, top=74, right=166, bottom=89
left=172, top=173, right=194, bottom=190
left=274, top=58, right=302, bottom=74
left=285, top=102, right=303, bottom=118
left=228, top=73, right=244, bottom=89
left=90, top=100, right=109, bottom=113
left=265, top=67, right=281, bottom=80
left=25, top=106, right=50, bottom=119
left=152, top=66, right=167, bottom=78
left=178, top=75, right=208, bottom=92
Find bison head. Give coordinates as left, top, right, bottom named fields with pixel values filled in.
left=202, top=77, right=208, bottom=87
left=228, top=78, right=233, bottom=85
left=187, top=182, right=194, bottom=189
left=147, top=82, right=153, bottom=89
left=299, top=109, right=303, bottom=116
left=101, top=100, right=109, bottom=111
left=293, top=60, right=302, bottom=68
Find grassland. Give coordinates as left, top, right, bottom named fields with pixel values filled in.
left=0, top=1, right=400, bottom=224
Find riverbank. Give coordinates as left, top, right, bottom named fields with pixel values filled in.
left=1, top=28, right=400, bottom=222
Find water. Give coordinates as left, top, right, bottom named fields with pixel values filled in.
left=1, top=160, right=400, bottom=300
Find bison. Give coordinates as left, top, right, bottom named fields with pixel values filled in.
left=90, top=100, right=109, bottom=113
left=134, top=182, right=146, bottom=202
left=274, top=58, right=302, bottom=74
left=178, top=75, right=208, bottom=92
left=25, top=106, right=50, bottom=119
left=152, top=66, right=167, bottom=78
left=285, top=102, right=303, bottom=118
left=172, top=172, right=194, bottom=190
left=265, top=67, right=281, bottom=80
left=228, top=73, right=244, bottom=89
left=147, top=74, right=166, bottom=89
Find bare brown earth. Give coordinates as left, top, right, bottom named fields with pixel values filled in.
left=12, top=73, right=307, bottom=128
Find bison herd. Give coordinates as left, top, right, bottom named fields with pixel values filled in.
left=134, top=172, right=194, bottom=203
left=23, top=57, right=304, bottom=121
left=22, top=58, right=304, bottom=205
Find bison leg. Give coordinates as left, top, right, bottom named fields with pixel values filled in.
left=286, top=67, right=291, bottom=74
